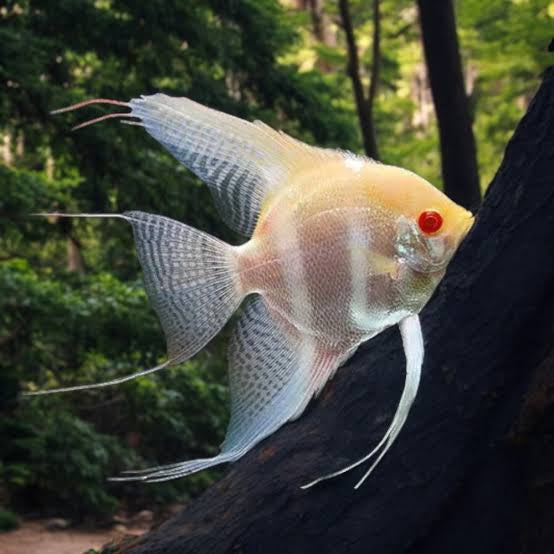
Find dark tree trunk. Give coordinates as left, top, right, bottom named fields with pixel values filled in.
left=339, top=0, right=380, bottom=159
left=58, top=217, right=85, bottom=274
left=104, top=67, right=554, bottom=554
left=303, top=0, right=336, bottom=48
left=367, top=0, right=381, bottom=117
left=417, top=0, right=481, bottom=211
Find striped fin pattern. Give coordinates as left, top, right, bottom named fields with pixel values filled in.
left=128, top=94, right=357, bottom=236
left=114, top=296, right=341, bottom=482
left=124, top=211, right=242, bottom=362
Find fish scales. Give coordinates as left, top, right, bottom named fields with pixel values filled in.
left=240, top=162, right=426, bottom=350
left=33, top=93, right=474, bottom=488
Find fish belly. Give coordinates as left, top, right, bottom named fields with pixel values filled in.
left=237, top=205, right=408, bottom=351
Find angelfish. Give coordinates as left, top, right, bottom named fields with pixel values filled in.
left=29, top=95, right=474, bottom=489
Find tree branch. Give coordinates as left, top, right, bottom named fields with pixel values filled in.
left=367, top=0, right=381, bottom=116
left=338, top=0, right=379, bottom=159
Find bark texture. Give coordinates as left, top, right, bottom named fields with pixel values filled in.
left=105, top=66, right=554, bottom=554
left=417, top=0, right=481, bottom=211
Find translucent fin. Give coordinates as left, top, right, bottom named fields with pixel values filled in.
left=24, top=211, right=242, bottom=395
left=127, top=94, right=354, bottom=236
left=113, top=296, right=343, bottom=482
left=51, top=95, right=371, bottom=236
left=301, top=314, right=423, bottom=490
left=123, top=211, right=242, bottom=362
left=24, top=360, right=171, bottom=396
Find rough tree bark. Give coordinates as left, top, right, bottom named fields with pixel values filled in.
left=105, top=66, right=554, bottom=554
left=417, top=0, right=481, bottom=211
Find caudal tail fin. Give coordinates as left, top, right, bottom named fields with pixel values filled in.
left=25, top=211, right=243, bottom=395
left=125, top=211, right=242, bottom=362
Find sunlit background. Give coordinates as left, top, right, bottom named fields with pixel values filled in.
left=0, top=0, right=552, bottom=537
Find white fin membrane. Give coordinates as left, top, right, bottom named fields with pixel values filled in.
left=24, top=211, right=242, bottom=395
left=301, top=314, right=423, bottom=490
left=128, top=95, right=287, bottom=236
left=127, top=94, right=362, bottom=237
left=124, top=211, right=242, bottom=362
left=113, top=296, right=342, bottom=482
left=51, top=95, right=372, bottom=238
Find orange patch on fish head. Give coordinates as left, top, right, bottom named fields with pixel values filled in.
left=360, top=164, right=474, bottom=273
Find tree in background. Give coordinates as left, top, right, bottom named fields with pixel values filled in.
left=291, top=0, right=551, bottom=199
left=417, top=0, right=481, bottom=210
left=338, top=0, right=381, bottom=159
left=1, top=0, right=553, bottom=527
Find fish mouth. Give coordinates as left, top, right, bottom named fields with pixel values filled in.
left=439, top=212, right=474, bottom=263
left=422, top=237, right=450, bottom=270
left=460, top=213, right=475, bottom=240
left=395, top=212, right=474, bottom=274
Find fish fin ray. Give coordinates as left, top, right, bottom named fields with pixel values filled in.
left=109, top=453, right=238, bottom=483
left=51, top=95, right=374, bottom=236
left=116, top=296, right=343, bottom=482
left=301, top=314, right=423, bottom=489
left=23, top=360, right=172, bottom=396
left=124, top=211, right=242, bottom=362
left=128, top=94, right=366, bottom=236
left=25, top=211, right=243, bottom=395
left=222, top=296, right=340, bottom=452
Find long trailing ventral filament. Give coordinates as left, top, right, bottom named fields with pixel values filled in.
left=50, top=98, right=141, bottom=131
left=39, top=92, right=466, bottom=491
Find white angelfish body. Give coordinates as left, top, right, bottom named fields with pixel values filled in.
left=31, top=94, right=474, bottom=489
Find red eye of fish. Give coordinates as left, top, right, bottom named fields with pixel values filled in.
left=418, top=210, right=443, bottom=234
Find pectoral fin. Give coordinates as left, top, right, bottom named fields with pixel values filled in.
left=301, top=314, right=423, bottom=490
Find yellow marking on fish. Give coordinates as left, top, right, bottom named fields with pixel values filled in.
left=37, top=94, right=474, bottom=488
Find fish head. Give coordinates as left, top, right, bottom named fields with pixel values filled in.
left=390, top=172, right=474, bottom=274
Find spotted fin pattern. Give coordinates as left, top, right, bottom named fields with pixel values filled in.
left=114, top=296, right=341, bottom=482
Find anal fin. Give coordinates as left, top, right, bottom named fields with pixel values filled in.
left=116, top=296, right=343, bottom=482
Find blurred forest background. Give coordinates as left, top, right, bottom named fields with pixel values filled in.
left=0, top=0, right=552, bottom=529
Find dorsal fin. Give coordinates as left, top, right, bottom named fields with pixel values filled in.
left=128, top=94, right=359, bottom=236
left=51, top=94, right=371, bottom=236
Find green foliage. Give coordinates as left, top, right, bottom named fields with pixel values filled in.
left=288, top=0, right=552, bottom=188
left=0, top=259, right=228, bottom=517
left=1, top=0, right=552, bottom=523
left=1, top=0, right=358, bottom=521
left=456, top=0, right=554, bottom=184
left=0, top=509, right=19, bottom=532
left=1, top=407, right=132, bottom=518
